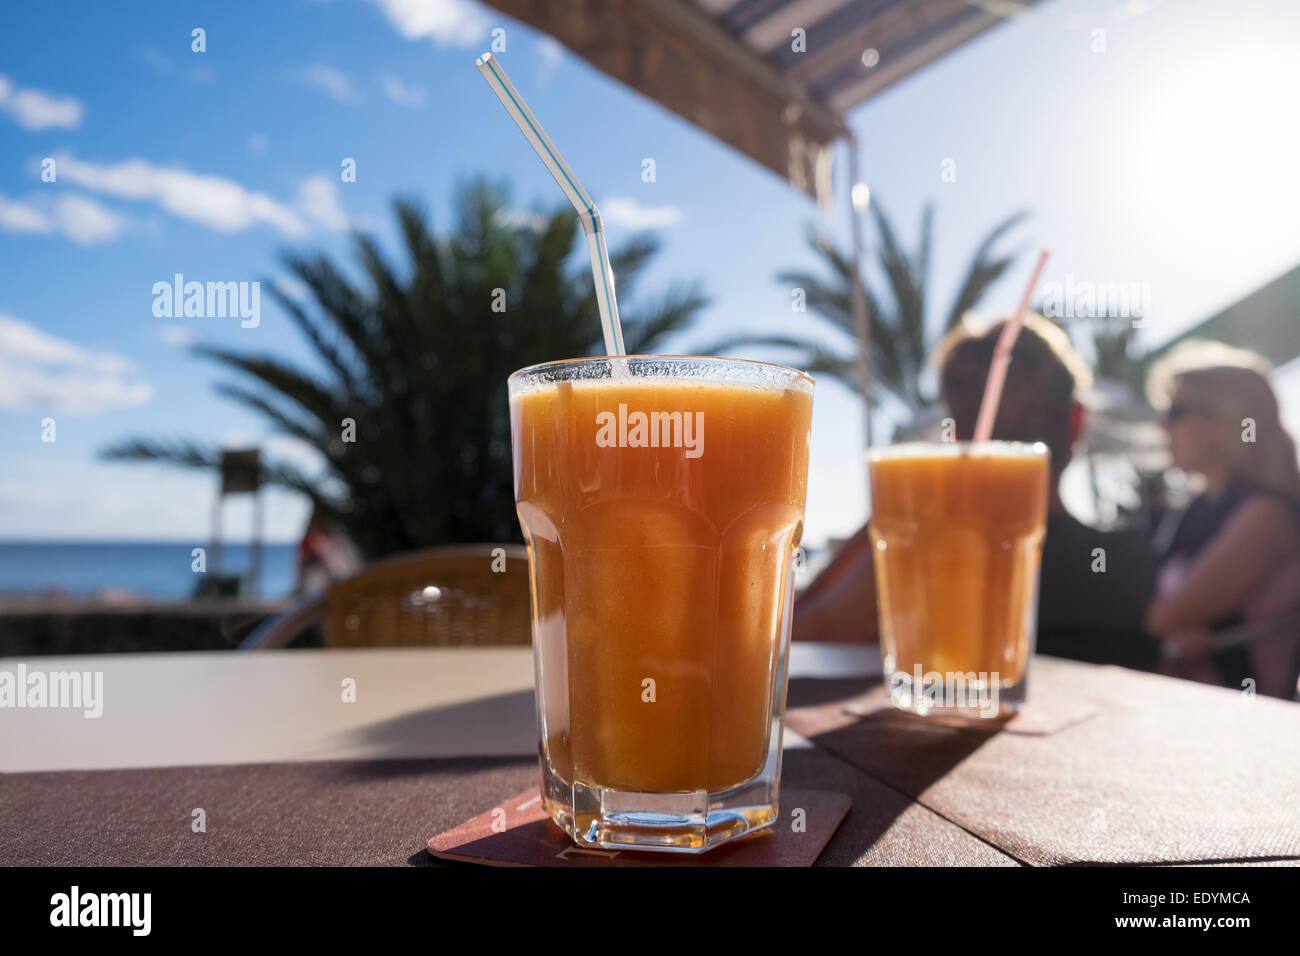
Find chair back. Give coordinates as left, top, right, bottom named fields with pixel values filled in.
left=325, top=544, right=532, bottom=647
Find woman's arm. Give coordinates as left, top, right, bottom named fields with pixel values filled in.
left=791, top=523, right=880, bottom=643
left=1145, top=496, right=1300, bottom=635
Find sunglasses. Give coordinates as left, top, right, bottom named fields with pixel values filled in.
left=1163, top=401, right=1218, bottom=424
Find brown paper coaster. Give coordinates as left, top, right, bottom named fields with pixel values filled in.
left=428, top=786, right=850, bottom=866
left=845, top=693, right=1097, bottom=736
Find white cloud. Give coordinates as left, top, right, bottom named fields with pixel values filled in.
left=0, top=314, right=123, bottom=369
left=0, top=482, right=65, bottom=509
left=138, top=48, right=175, bottom=75
left=380, top=75, right=424, bottom=107
left=0, top=193, right=49, bottom=233
left=137, top=50, right=213, bottom=85
left=0, top=314, right=152, bottom=415
left=217, top=432, right=326, bottom=475
left=0, top=192, right=126, bottom=244
left=295, top=175, right=349, bottom=231
left=158, top=324, right=198, bottom=347
left=494, top=207, right=547, bottom=232
left=56, top=194, right=125, bottom=243
left=264, top=435, right=328, bottom=474
left=29, top=156, right=345, bottom=240
left=0, top=459, right=311, bottom=543
left=370, top=0, right=489, bottom=47
left=537, top=36, right=563, bottom=85
left=218, top=431, right=258, bottom=450
left=292, top=65, right=363, bottom=104
left=599, top=197, right=683, bottom=230
left=52, top=153, right=308, bottom=237
left=274, top=276, right=313, bottom=303
left=0, top=74, right=83, bottom=130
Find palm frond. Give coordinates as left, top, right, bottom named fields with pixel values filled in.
left=192, top=346, right=345, bottom=427
left=944, top=209, right=1031, bottom=329
left=101, top=437, right=339, bottom=512
left=280, top=252, right=384, bottom=383
left=211, top=383, right=327, bottom=450
left=394, top=197, right=446, bottom=305
left=869, top=202, right=926, bottom=388
left=102, top=178, right=709, bottom=558
left=262, top=276, right=358, bottom=393
left=621, top=282, right=709, bottom=354
left=100, top=437, right=222, bottom=470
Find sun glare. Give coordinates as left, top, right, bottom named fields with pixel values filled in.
left=1111, top=28, right=1300, bottom=280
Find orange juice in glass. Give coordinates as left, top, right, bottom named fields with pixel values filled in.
left=510, top=356, right=813, bottom=851
left=869, top=441, right=1049, bottom=718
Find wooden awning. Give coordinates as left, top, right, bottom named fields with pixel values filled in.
left=482, top=0, right=1039, bottom=205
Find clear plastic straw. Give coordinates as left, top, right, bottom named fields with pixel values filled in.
left=475, top=52, right=626, bottom=357
left=972, top=249, right=1051, bottom=443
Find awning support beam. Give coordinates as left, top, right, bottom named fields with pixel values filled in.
left=847, top=133, right=874, bottom=480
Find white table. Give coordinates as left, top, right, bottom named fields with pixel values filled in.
left=0, top=642, right=880, bottom=773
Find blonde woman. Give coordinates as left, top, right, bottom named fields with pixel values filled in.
left=1145, top=342, right=1300, bottom=699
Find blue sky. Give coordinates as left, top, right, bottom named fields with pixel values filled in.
left=1, top=0, right=1298, bottom=549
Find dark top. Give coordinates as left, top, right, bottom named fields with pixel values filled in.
left=1155, top=477, right=1300, bottom=567
left=1037, top=512, right=1161, bottom=671
left=1152, top=477, right=1300, bottom=686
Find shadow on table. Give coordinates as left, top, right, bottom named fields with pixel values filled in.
left=334, top=753, right=535, bottom=780
left=787, top=677, right=873, bottom=710
left=324, top=688, right=538, bottom=765
left=787, top=677, right=1004, bottom=802
left=341, top=679, right=1007, bottom=864
left=783, top=677, right=1006, bottom=862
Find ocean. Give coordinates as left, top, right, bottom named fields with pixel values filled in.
left=0, top=541, right=297, bottom=600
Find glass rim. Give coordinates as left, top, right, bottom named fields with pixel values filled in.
left=507, top=354, right=815, bottom=390
left=867, top=440, right=1049, bottom=462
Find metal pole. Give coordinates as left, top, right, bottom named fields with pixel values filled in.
left=847, top=134, right=874, bottom=481
left=209, top=488, right=223, bottom=597
left=250, top=489, right=264, bottom=598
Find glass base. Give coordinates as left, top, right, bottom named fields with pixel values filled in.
left=886, top=666, right=1026, bottom=721
left=541, top=758, right=781, bottom=854
left=543, top=793, right=777, bottom=854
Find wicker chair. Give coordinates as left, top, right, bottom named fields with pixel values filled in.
left=240, top=544, right=532, bottom=650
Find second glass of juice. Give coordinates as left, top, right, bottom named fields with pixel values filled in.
left=509, top=356, right=814, bottom=852
left=869, top=441, right=1049, bottom=718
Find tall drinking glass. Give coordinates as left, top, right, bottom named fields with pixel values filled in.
left=869, top=441, right=1049, bottom=718
left=509, top=356, right=814, bottom=852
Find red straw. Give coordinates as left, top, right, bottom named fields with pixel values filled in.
left=972, top=249, right=1051, bottom=443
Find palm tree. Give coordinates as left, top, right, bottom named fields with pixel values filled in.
left=1089, top=323, right=1144, bottom=388
left=102, top=179, right=707, bottom=558
left=723, top=201, right=1028, bottom=411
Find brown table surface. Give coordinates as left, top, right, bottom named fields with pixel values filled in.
left=1, top=646, right=1296, bottom=866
